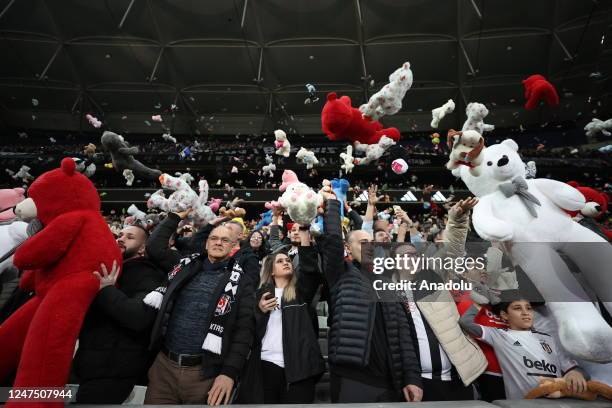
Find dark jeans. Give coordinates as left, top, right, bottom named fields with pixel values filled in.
left=421, top=377, right=474, bottom=401
left=477, top=374, right=506, bottom=402
left=330, top=373, right=402, bottom=403
left=261, top=360, right=316, bottom=404
left=76, top=378, right=136, bottom=404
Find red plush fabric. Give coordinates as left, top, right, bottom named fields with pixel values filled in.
left=565, top=181, right=612, bottom=240
left=0, top=158, right=121, bottom=408
left=321, top=92, right=401, bottom=144
left=522, top=74, right=559, bottom=110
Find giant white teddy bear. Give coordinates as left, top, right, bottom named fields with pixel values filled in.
left=462, top=102, right=495, bottom=134
left=354, top=135, right=396, bottom=165
left=453, top=139, right=612, bottom=362
left=360, top=62, right=413, bottom=121
left=278, top=170, right=322, bottom=226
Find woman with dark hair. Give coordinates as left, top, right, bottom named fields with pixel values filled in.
left=246, top=229, right=269, bottom=262
left=237, top=228, right=325, bottom=404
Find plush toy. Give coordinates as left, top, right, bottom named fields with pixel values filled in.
left=446, top=129, right=485, bottom=175
left=85, top=113, right=102, bottom=128
left=431, top=132, right=441, bottom=148
left=525, top=160, right=537, bottom=179
left=462, top=102, right=494, bottom=134
left=522, top=74, right=559, bottom=110
left=9, top=165, right=34, bottom=184
left=340, top=145, right=355, bottom=174
left=176, top=172, right=195, bottom=185
left=123, top=169, right=135, bottom=186
left=296, top=147, right=320, bottom=169
left=208, top=197, right=223, bottom=213
left=0, top=188, right=28, bottom=275
left=525, top=378, right=612, bottom=400
left=0, top=158, right=121, bottom=407
left=144, top=212, right=161, bottom=231
left=218, top=206, right=246, bottom=220
left=354, top=136, right=397, bottom=165
left=162, top=133, right=177, bottom=144
left=431, top=99, right=455, bottom=128
left=304, top=83, right=319, bottom=104
left=262, top=154, right=276, bottom=177
left=100, top=131, right=161, bottom=180
left=453, top=139, right=612, bottom=362
left=566, top=181, right=611, bottom=240
left=390, top=145, right=410, bottom=175
left=321, top=92, right=401, bottom=145
left=255, top=209, right=273, bottom=230
left=277, top=170, right=322, bottom=226
left=360, top=62, right=413, bottom=121
left=126, top=204, right=147, bottom=227
left=274, top=129, right=291, bottom=157
left=584, top=118, right=612, bottom=137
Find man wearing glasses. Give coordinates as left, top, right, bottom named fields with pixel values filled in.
left=143, top=210, right=257, bottom=405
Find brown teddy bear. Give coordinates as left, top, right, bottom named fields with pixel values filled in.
left=525, top=378, right=612, bottom=400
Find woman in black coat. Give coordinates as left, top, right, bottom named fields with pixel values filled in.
left=237, top=229, right=325, bottom=404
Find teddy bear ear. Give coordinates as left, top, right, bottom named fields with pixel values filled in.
left=61, top=157, right=77, bottom=175
left=13, top=187, right=25, bottom=195
left=501, top=139, right=519, bottom=152
left=327, top=92, right=337, bottom=101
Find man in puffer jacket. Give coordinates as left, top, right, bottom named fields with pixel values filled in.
left=317, top=193, right=423, bottom=403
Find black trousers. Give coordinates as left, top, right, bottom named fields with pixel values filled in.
left=75, top=377, right=137, bottom=404
left=261, top=360, right=316, bottom=404
left=477, top=374, right=506, bottom=402
left=421, top=377, right=473, bottom=401
left=330, top=373, right=403, bottom=403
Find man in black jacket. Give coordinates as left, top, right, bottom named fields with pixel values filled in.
left=318, top=194, right=423, bottom=403
left=144, top=212, right=256, bottom=405
left=73, top=224, right=166, bottom=404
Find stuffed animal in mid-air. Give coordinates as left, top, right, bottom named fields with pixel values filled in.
left=584, top=118, right=612, bottom=137
left=354, top=136, right=396, bottom=165
left=446, top=129, right=485, bottom=175
left=123, top=169, right=135, bottom=186
left=278, top=170, right=322, bottom=226
left=462, top=102, right=494, bottom=134
left=0, top=158, right=121, bottom=408
left=453, top=139, right=612, bottom=363
left=125, top=204, right=147, bottom=227
left=566, top=181, right=611, bottom=241
left=431, top=99, right=455, bottom=128
left=321, top=92, right=401, bottom=145
left=296, top=147, right=319, bottom=169
left=360, top=62, right=413, bottom=121
left=525, top=378, right=612, bottom=400
left=262, top=154, right=276, bottom=177
left=340, top=145, right=355, bottom=174
left=101, top=130, right=161, bottom=180
left=390, top=145, right=410, bottom=175
left=522, top=74, right=559, bottom=110
left=274, top=129, right=291, bottom=157
left=8, top=165, right=34, bottom=184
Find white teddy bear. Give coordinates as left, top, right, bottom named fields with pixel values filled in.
left=360, top=62, right=413, bottom=121
left=584, top=118, right=612, bottom=137
left=262, top=154, right=276, bottom=177
left=11, top=165, right=34, bottom=184
left=446, top=129, right=485, bottom=176
left=274, top=129, right=291, bottom=157
left=123, top=169, right=135, bottom=186
left=453, top=138, right=612, bottom=363
left=278, top=170, right=322, bottom=226
left=126, top=204, right=147, bottom=227
left=462, top=102, right=494, bottom=134
left=296, top=147, right=319, bottom=169
left=431, top=99, right=455, bottom=128
left=354, top=136, right=396, bottom=165
left=340, top=145, right=355, bottom=174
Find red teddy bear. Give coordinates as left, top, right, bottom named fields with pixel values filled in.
left=567, top=181, right=611, bottom=241
left=522, top=74, right=559, bottom=110
left=321, top=92, right=401, bottom=145
left=0, top=158, right=121, bottom=408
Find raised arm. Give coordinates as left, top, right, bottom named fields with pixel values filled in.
left=145, top=212, right=182, bottom=272
left=532, top=178, right=584, bottom=211
left=297, top=229, right=322, bottom=304
left=458, top=303, right=484, bottom=338
left=321, top=198, right=345, bottom=287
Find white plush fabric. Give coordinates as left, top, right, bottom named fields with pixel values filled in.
left=0, top=220, right=28, bottom=275
left=431, top=99, right=455, bottom=128
left=462, top=102, right=494, bottom=134
left=274, top=129, right=291, bottom=157
left=359, top=62, right=413, bottom=120
left=354, top=136, right=396, bottom=165
left=340, top=145, right=355, bottom=174
left=295, top=147, right=319, bottom=169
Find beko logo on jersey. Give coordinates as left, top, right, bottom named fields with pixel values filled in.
left=523, top=356, right=557, bottom=374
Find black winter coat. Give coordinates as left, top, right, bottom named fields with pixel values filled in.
left=237, top=245, right=325, bottom=403
left=73, top=257, right=165, bottom=383
left=320, top=200, right=422, bottom=391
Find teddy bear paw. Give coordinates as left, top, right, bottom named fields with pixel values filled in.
left=559, top=319, right=612, bottom=363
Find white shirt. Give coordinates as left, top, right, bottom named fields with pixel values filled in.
left=261, top=287, right=285, bottom=368
left=479, top=326, right=577, bottom=399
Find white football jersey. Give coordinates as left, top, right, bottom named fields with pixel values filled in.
left=479, top=326, right=578, bottom=399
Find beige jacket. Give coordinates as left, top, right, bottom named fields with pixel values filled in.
left=417, top=210, right=488, bottom=386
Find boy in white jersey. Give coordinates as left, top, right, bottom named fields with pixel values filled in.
left=460, top=297, right=588, bottom=399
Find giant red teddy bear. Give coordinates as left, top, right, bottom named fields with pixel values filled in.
left=321, top=92, right=401, bottom=145
left=0, top=158, right=121, bottom=408
left=522, top=74, right=559, bottom=110
left=567, top=181, right=612, bottom=240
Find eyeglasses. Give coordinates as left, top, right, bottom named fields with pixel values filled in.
left=208, top=236, right=233, bottom=245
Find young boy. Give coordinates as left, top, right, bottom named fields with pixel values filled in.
left=460, top=296, right=588, bottom=399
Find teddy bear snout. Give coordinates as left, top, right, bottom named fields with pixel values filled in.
left=497, top=155, right=509, bottom=167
